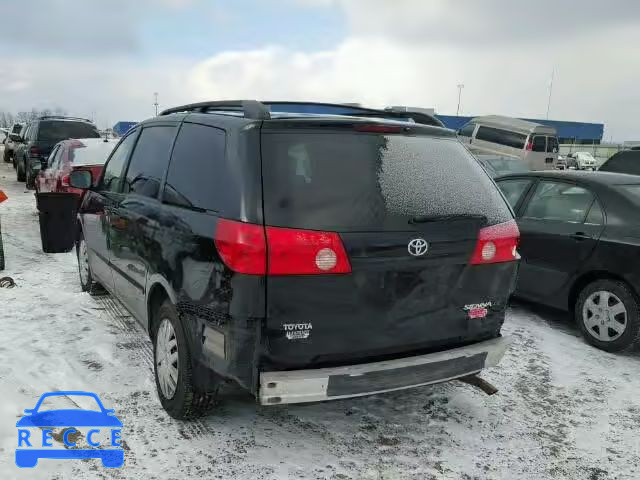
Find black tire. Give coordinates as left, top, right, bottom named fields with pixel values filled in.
left=16, top=158, right=25, bottom=182
left=76, top=233, right=103, bottom=295
left=3, top=148, right=10, bottom=163
left=575, top=279, right=640, bottom=352
left=25, top=167, right=35, bottom=190
left=152, top=300, right=216, bottom=419
left=0, top=224, right=5, bottom=271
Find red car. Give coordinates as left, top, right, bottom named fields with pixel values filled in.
left=36, top=138, right=118, bottom=196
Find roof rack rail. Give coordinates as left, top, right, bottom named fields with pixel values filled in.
left=38, top=115, right=93, bottom=123
left=159, top=100, right=445, bottom=127
left=160, top=100, right=271, bottom=120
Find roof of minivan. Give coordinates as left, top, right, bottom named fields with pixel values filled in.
left=471, top=115, right=556, bottom=135
left=153, top=111, right=456, bottom=138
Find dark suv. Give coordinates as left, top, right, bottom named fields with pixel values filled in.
left=4, top=122, right=24, bottom=163
left=70, top=101, right=520, bottom=419
left=14, top=116, right=100, bottom=188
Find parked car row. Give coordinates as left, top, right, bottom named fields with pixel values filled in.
left=4, top=116, right=104, bottom=189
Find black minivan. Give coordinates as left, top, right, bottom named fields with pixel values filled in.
left=70, top=101, right=520, bottom=418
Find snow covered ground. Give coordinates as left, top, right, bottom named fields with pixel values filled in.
left=0, top=158, right=639, bottom=480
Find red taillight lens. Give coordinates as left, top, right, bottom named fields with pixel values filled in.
left=61, top=174, right=70, bottom=187
left=214, top=219, right=267, bottom=275
left=354, top=124, right=404, bottom=134
left=30, top=146, right=39, bottom=156
left=470, top=220, right=520, bottom=265
left=213, top=219, right=351, bottom=276
left=266, top=226, right=351, bottom=275
left=525, top=141, right=533, bottom=151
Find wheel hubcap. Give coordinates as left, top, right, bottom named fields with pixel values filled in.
left=156, top=319, right=179, bottom=399
left=582, top=290, right=627, bottom=342
left=79, top=240, right=90, bottom=285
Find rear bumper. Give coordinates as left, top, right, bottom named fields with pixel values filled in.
left=259, top=336, right=510, bottom=405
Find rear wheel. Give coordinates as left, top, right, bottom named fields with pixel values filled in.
left=16, top=158, right=25, bottom=182
left=575, top=279, right=640, bottom=352
left=0, top=218, right=4, bottom=271
left=76, top=234, right=102, bottom=295
left=25, top=167, right=35, bottom=190
left=153, top=300, right=216, bottom=419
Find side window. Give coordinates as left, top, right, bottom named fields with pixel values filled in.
left=458, top=123, right=475, bottom=137
left=523, top=181, right=594, bottom=223
left=49, top=145, right=62, bottom=168
left=585, top=201, right=604, bottom=225
left=532, top=136, right=546, bottom=152
left=547, top=136, right=559, bottom=153
left=100, top=132, right=138, bottom=193
left=476, top=126, right=526, bottom=149
left=497, top=179, right=531, bottom=209
left=163, top=122, right=226, bottom=211
left=122, top=125, right=176, bottom=199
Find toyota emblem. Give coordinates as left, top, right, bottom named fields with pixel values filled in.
left=408, top=238, right=428, bottom=257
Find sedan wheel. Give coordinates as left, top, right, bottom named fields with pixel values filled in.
left=156, top=318, right=179, bottom=400
left=576, top=279, right=640, bottom=352
left=582, top=290, right=627, bottom=342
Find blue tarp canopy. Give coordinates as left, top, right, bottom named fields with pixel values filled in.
left=112, top=121, right=137, bottom=136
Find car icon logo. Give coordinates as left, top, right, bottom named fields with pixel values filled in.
left=408, top=238, right=428, bottom=256
left=15, top=391, right=124, bottom=469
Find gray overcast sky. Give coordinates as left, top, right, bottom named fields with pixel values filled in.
left=1, top=0, right=639, bottom=141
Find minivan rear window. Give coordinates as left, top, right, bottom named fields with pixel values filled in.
left=475, top=126, right=527, bottom=150
left=261, top=133, right=512, bottom=231
left=38, top=121, right=100, bottom=143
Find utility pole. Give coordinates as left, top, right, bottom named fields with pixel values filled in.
left=456, top=83, right=464, bottom=116
left=546, top=68, right=554, bottom=119
left=154, top=92, right=159, bottom=116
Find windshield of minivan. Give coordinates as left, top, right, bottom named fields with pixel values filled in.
left=262, top=132, right=511, bottom=230
left=38, top=121, right=100, bottom=143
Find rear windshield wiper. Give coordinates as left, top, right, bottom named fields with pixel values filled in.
left=409, top=214, right=487, bottom=225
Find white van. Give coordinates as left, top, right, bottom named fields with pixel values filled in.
left=458, top=115, right=559, bottom=171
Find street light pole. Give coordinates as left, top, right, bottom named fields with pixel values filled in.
left=456, top=83, right=464, bottom=116
left=546, top=68, right=554, bottom=120
left=154, top=92, right=159, bottom=117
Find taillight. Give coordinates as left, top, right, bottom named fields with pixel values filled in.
left=266, top=226, right=351, bottom=275
left=525, top=141, right=533, bottom=151
left=470, top=220, right=520, bottom=265
left=214, top=219, right=266, bottom=275
left=354, top=124, right=404, bottom=134
left=61, top=174, right=70, bottom=187
left=30, top=146, right=39, bottom=157
left=213, top=219, right=352, bottom=275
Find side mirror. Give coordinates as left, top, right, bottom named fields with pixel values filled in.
left=69, top=170, right=92, bottom=189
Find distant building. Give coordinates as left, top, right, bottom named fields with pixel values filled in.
left=112, top=121, right=137, bottom=137
left=436, top=115, right=604, bottom=145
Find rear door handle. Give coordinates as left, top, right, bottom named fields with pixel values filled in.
left=570, top=232, right=592, bottom=241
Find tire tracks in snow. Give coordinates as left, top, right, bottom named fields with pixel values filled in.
left=92, top=294, right=214, bottom=442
